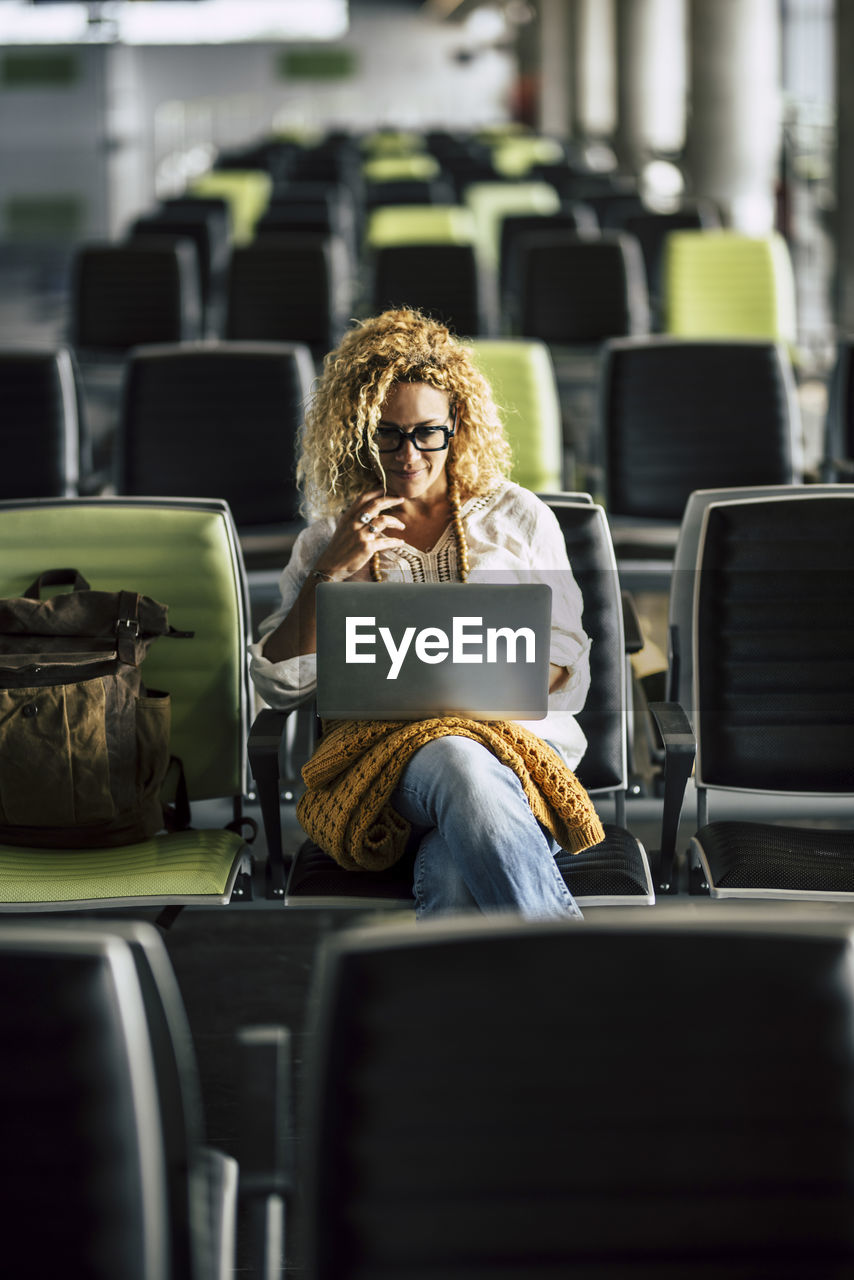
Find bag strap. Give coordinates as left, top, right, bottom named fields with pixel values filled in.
left=115, top=590, right=142, bottom=666
left=24, top=568, right=90, bottom=599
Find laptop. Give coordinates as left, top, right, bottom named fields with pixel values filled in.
left=315, top=581, right=552, bottom=720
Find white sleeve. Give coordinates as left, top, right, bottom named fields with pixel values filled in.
left=247, top=520, right=334, bottom=710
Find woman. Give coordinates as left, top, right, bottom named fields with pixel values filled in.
left=250, top=308, right=604, bottom=918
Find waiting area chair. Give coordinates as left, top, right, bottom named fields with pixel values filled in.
left=186, top=170, right=272, bottom=244
left=0, top=917, right=238, bottom=1279
left=224, top=234, right=353, bottom=364
left=71, top=239, right=203, bottom=355
left=369, top=241, right=496, bottom=338
left=297, top=912, right=854, bottom=1277
left=654, top=489, right=854, bottom=899
left=250, top=497, right=655, bottom=906
left=364, top=203, right=478, bottom=250
left=467, top=337, right=564, bottom=491
left=597, top=337, right=802, bottom=570
left=662, top=228, right=798, bottom=351
left=0, top=345, right=92, bottom=498
left=116, top=341, right=312, bottom=572
left=0, top=496, right=255, bottom=911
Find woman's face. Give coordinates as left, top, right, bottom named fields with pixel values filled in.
left=375, top=381, right=453, bottom=504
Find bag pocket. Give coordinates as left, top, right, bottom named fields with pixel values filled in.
left=136, top=689, right=172, bottom=818
left=0, top=680, right=114, bottom=827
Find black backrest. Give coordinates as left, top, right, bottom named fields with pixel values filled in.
left=541, top=497, right=625, bottom=793
left=695, top=493, right=854, bottom=792
left=370, top=242, right=492, bottom=339
left=71, top=240, right=203, bottom=352
left=517, top=231, right=650, bottom=343
left=364, top=177, right=456, bottom=208
left=499, top=207, right=598, bottom=301
left=601, top=338, right=800, bottom=520
left=224, top=234, right=352, bottom=359
left=130, top=213, right=218, bottom=313
left=622, top=200, right=721, bottom=299
left=0, top=923, right=175, bottom=1280
left=118, top=341, right=314, bottom=526
left=0, top=347, right=80, bottom=497
left=825, top=338, right=854, bottom=469
left=305, top=914, right=854, bottom=1278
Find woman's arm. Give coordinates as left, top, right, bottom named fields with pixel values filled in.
left=261, top=489, right=406, bottom=663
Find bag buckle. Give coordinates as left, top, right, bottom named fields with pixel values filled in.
left=116, top=616, right=141, bottom=664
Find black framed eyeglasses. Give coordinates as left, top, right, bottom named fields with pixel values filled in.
left=373, top=408, right=457, bottom=453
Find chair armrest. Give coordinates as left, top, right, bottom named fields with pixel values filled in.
left=621, top=590, right=645, bottom=655
left=248, top=708, right=292, bottom=900
left=648, top=701, right=696, bottom=893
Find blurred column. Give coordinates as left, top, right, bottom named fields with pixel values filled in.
left=836, top=0, right=854, bottom=330
left=614, top=0, right=688, bottom=172
left=572, top=0, right=617, bottom=141
left=685, top=0, right=782, bottom=231
left=537, top=0, right=575, bottom=139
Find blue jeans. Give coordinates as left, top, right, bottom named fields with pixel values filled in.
left=390, top=735, right=583, bottom=921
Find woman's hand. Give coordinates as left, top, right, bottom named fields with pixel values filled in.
left=313, top=488, right=406, bottom=581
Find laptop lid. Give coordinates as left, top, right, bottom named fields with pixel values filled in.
left=315, top=581, right=552, bottom=720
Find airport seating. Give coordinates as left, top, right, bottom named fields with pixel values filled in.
left=662, top=228, right=798, bottom=350
left=821, top=337, right=854, bottom=478
left=0, top=918, right=239, bottom=1280
left=0, top=496, right=255, bottom=911
left=362, top=152, right=442, bottom=183
left=466, top=337, right=564, bottom=491
left=187, top=169, right=272, bottom=244
left=250, top=497, right=656, bottom=906
left=597, top=338, right=802, bottom=571
left=224, top=234, right=353, bottom=363
left=499, top=205, right=599, bottom=318
left=664, top=483, right=849, bottom=718
left=653, top=489, right=854, bottom=899
left=116, top=342, right=312, bottom=570
left=364, top=176, right=457, bottom=209
left=514, top=231, right=650, bottom=346
left=297, top=911, right=854, bottom=1277
left=70, top=239, right=203, bottom=354
left=364, top=203, right=478, bottom=249
left=463, top=179, right=562, bottom=271
left=621, top=199, right=721, bottom=325
left=369, top=242, right=496, bottom=338
left=0, top=345, right=90, bottom=498
left=129, top=205, right=229, bottom=336
left=256, top=181, right=359, bottom=264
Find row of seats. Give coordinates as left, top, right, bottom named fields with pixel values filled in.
left=8, top=332, right=854, bottom=565
left=1, top=485, right=850, bottom=913
left=8, top=908, right=854, bottom=1277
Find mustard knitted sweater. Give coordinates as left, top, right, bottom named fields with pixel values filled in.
left=297, top=717, right=606, bottom=872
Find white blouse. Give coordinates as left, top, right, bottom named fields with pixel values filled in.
left=248, top=481, right=593, bottom=768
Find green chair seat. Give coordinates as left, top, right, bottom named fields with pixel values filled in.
left=0, top=830, right=247, bottom=907
left=0, top=497, right=254, bottom=910
left=468, top=338, right=563, bottom=492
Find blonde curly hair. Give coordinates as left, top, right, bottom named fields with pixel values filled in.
left=297, top=308, right=513, bottom=518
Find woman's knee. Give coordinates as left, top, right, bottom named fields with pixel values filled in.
left=407, top=734, right=502, bottom=791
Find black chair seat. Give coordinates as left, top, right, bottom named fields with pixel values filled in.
left=695, top=821, right=854, bottom=897
left=556, top=824, right=653, bottom=901
left=287, top=839, right=416, bottom=903
left=288, top=823, right=652, bottom=906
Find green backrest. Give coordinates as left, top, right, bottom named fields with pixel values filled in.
left=362, top=154, right=441, bottom=183
left=0, top=498, right=249, bottom=801
left=662, top=229, right=798, bottom=346
left=365, top=204, right=478, bottom=249
left=464, top=180, right=562, bottom=269
left=187, top=170, right=272, bottom=244
left=468, top=338, right=563, bottom=492
left=491, top=136, right=566, bottom=178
